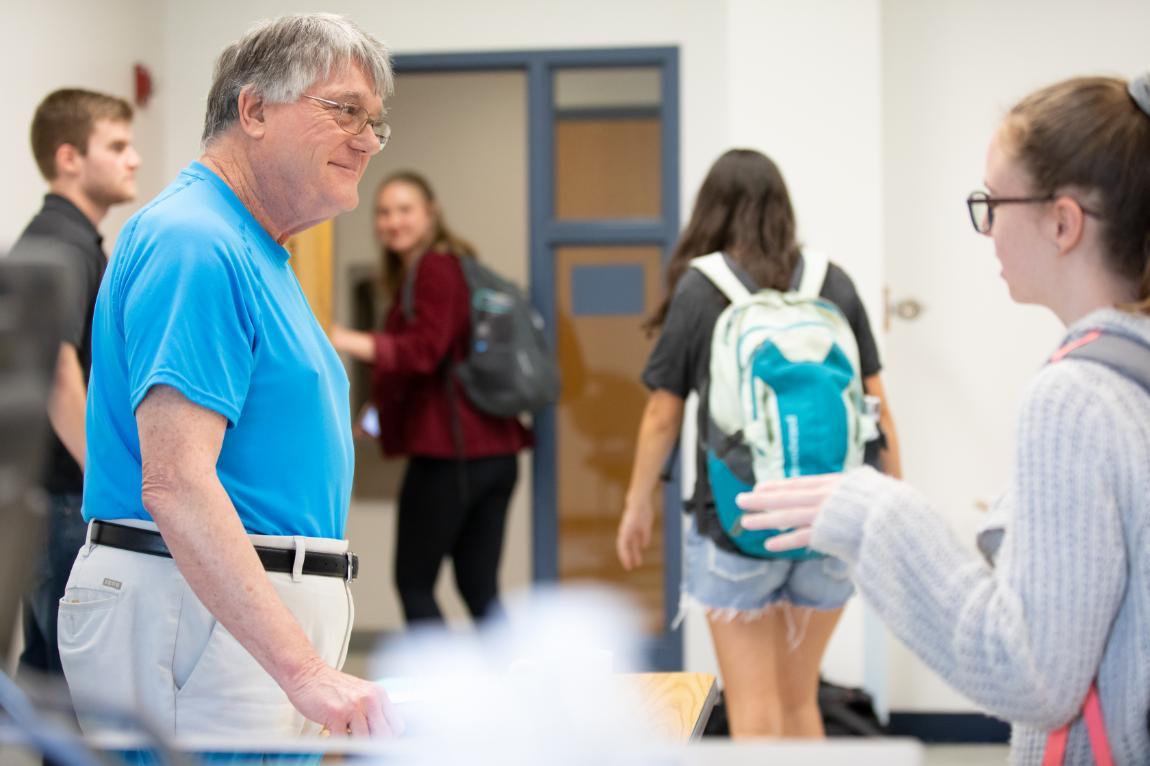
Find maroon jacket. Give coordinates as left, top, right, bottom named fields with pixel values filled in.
left=371, top=250, right=531, bottom=459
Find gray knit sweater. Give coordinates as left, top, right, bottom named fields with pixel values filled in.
left=814, top=308, right=1150, bottom=765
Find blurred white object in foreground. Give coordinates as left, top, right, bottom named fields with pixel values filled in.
left=370, top=584, right=664, bottom=765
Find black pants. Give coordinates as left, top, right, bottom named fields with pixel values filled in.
left=395, top=454, right=518, bottom=625
left=20, top=493, right=87, bottom=676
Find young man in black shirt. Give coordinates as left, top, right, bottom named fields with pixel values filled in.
left=9, top=88, right=139, bottom=677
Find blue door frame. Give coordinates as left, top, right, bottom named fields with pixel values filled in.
left=393, top=47, right=682, bottom=669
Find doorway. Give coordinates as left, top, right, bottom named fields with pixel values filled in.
left=334, top=47, right=682, bottom=669
left=336, top=68, right=532, bottom=636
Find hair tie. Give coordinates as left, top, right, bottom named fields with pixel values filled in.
left=1128, top=73, right=1150, bottom=117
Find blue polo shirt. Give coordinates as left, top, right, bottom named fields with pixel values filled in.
left=83, top=162, right=353, bottom=539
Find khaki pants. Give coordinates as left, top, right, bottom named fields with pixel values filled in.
left=57, top=521, right=354, bottom=738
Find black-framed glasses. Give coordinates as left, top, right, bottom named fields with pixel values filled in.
left=966, top=190, right=1101, bottom=235
left=303, top=95, right=391, bottom=149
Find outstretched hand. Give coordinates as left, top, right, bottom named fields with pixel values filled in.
left=736, top=473, right=845, bottom=553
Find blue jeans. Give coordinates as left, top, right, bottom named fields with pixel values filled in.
left=20, top=493, right=87, bottom=675
left=683, top=515, right=855, bottom=614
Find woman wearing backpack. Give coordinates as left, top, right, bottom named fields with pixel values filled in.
left=330, top=171, right=529, bottom=626
left=737, top=74, right=1150, bottom=762
left=616, top=149, right=902, bottom=738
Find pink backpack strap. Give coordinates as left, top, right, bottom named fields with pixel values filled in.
left=1043, top=682, right=1114, bottom=766
left=1043, top=330, right=1138, bottom=764
left=1050, top=329, right=1103, bottom=362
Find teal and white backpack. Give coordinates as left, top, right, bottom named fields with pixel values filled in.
left=691, top=251, right=877, bottom=560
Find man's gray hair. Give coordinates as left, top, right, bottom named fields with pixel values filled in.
left=202, top=13, right=393, bottom=145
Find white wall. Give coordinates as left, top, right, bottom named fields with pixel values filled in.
left=718, top=0, right=886, bottom=697
left=0, top=0, right=167, bottom=251
left=156, top=0, right=732, bottom=217
left=726, top=0, right=885, bottom=322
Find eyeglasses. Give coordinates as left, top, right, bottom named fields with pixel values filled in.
left=966, top=190, right=1101, bottom=235
left=303, top=95, right=391, bottom=149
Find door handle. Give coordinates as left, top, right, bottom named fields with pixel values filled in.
left=893, top=299, right=924, bottom=320
left=884, top=287, right=926, bottom=331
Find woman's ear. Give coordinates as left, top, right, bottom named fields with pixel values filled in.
left=236, top=86, right=267, bottom=139
left=1050, top=195, right=1086, bottom=256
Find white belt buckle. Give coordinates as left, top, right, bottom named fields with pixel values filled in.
left=345, top=551, right=356, bottom=582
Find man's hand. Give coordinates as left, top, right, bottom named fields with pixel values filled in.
left=286, top=658, right=404, bottom=737
left=138, top=385, right=404, bottom=736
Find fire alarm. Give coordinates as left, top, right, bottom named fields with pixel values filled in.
left=134, top=63, right=153, bottom=108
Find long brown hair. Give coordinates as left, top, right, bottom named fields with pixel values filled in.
left=647, top=149, right=801, bottom=332
left=377, top=170, right=477, bottom=295
left=1003, top=76, right=1150, bottom=314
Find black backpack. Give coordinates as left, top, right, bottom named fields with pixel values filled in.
left=702, top=679, right=886, bottom=738
left=403, top=253, right=560, bottom=418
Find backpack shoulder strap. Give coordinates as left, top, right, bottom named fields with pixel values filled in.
left=795, top=249, right=829, bottom=299
left=1044, top=681, right=1113, bottom=766
left=1054, top=329, right=1150, bottom=394
left=400, top=253, right=424, bottom=322
left=690, top=253, right=752, bottom=303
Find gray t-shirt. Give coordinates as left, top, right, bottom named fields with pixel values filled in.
left=641, top=255, right=882, bottom=547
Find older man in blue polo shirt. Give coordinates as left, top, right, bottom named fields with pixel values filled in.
left=59, top=13, right=401, bottom=739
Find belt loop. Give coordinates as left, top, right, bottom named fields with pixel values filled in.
left=82, top=520, right=96, bottom=556
left=292, top=537, right=305, bottom=583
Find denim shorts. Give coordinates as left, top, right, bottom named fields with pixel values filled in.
left=682, top=515, right=854, bottom=615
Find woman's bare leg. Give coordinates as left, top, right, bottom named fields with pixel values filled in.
left=708, top=605, right=843, bottom=738
left=774, top=606, right=843, bottom=737
left=707, top=610, right=784, bottom=737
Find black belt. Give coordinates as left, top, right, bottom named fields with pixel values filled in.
left=90, top=520, right=359, bottom=582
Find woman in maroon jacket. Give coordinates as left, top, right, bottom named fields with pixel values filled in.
left=330, top=171, right=529, bottom=625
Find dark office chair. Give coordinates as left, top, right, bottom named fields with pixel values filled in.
left=0, top=249, right=99, bottom=764
left=0, top=248, right=72, bottom=658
